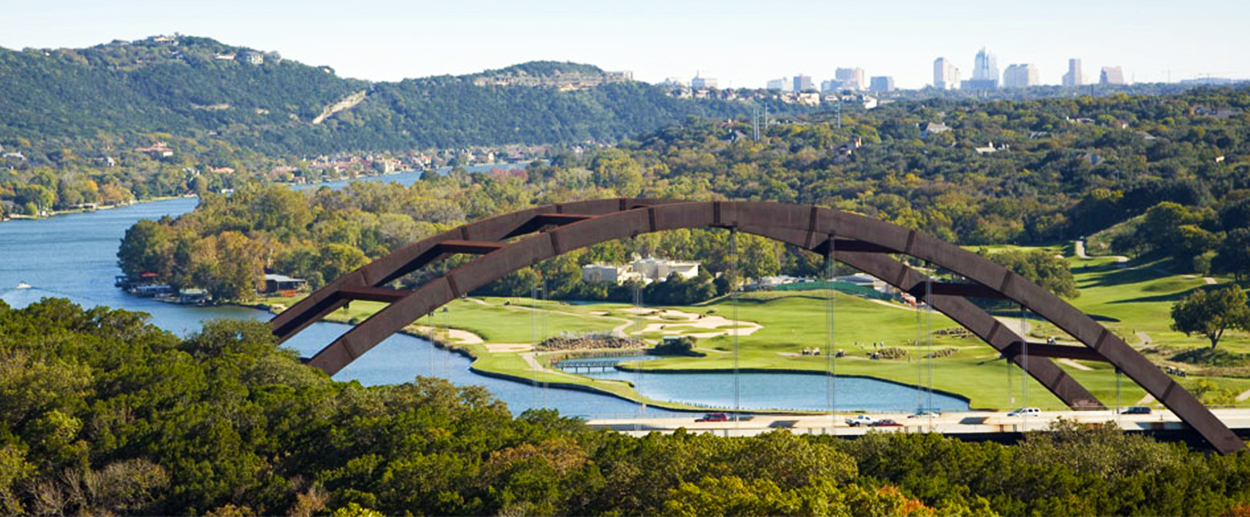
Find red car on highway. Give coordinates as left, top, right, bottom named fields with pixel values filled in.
left=696, top=412, right=729, bottom=422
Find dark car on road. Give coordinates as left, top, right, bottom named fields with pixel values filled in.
left=1121, top=406, right=1152, bottom=415
left=870, top=419, right=903, bottom=427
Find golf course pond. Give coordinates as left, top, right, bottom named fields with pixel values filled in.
left=1, top=186, right=970, bottom=419
left=555, top=355, right=970, bottom=413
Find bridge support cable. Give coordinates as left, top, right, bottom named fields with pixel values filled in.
left=824, top=232, right=837, bottom=433
left=926, top=275, right=935, bottom=430
left=1020, top=302, right=1029, bottom=427
left=1116, top=367, right=1122, bottom=426
left=541, top=278, right=549, bottom=410
left=275, top=200, right=1242, bottom=454
left=730, top=226, right=741, bottom=425
left=915, top=276, right=925, bottom=414
left=633, top=281, right=644, bottom=431
left=426, top=307, right=435, bottom=379
left=1007, top=345, right=1015, bottom=409
left=530, top=284, right=541, bottom=410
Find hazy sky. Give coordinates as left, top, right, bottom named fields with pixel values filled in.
left=2, top=0, right=1246, bottom=89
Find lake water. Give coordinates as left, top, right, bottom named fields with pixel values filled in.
left=558, top=355, right=969, bottom=413
left=0, top=181, right=968, bottom=417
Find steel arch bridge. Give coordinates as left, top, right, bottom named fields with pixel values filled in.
left=270, top=199, right=1245, bottom=455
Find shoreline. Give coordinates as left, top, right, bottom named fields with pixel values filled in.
left=1, top=194, right=198, bottom=223
left=615, top=362, right=979, bottom=410
left=241, top=298, right=978, bottom=414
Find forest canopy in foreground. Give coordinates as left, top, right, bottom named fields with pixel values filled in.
left=4, top=299, right=1250, bottom=516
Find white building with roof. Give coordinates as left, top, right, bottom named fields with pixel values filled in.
left=582, top=257, right=700, bottom=285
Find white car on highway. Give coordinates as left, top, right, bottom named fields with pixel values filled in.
left=846, top=414, right=877, bottom=427
left=1007, top=407, right=1041, bottom=417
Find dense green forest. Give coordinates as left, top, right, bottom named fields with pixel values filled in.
left=0, top=35, right=807, bottom=217
left=6, top=299, right=1250, bottom=516
left=116, top=86, right=1250, bottom=302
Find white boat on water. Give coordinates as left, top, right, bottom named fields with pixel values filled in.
left=15, top=282, right=32, bottom=289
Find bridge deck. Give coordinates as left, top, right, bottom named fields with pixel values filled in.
left=586, top=409, right=1250, bottom=440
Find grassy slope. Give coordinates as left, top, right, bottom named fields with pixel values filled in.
left=260, top=244, right=1250, bottom=412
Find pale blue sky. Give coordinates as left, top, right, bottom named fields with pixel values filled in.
left=1, top=0, right=1246, bottom=88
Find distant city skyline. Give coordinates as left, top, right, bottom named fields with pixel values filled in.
left=0, top=0, right=1247, bottom=89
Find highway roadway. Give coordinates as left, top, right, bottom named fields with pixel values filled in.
left=586, top=409, right=1250, bottom=439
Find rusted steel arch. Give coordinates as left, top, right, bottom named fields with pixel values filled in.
left=271, top=199, right=1242, bottom=454
left=739, top=223, right=1105, bottom=411
left=271, top=198, right=1092, bottom=409
left=740, top=201, right=1243, bottom=454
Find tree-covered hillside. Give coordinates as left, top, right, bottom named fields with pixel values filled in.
left=0, top=35, right=778, bottom=155
left=115, top=86, right=1250, bottom=300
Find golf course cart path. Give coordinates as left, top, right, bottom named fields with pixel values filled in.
left=1058, top=358, right=1094, bottom=371
left=1135, top=331, right=1153, bottom=347
left=520, top=352, right=585, bottom=380
left=995, top=316, right=1033, bottom=337
left=867, top=298, right=923, bottom=312
left=1074, top=239, right=1129, bottom=263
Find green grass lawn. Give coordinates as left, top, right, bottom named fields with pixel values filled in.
left=258, top=241, right=1250, bottom=412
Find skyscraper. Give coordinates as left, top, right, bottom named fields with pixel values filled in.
left=766, top=78, right=788, bottom=91
left=835, top=67, right=865, bottom=90
left=1062, top=59, right=1084, bottom=87
left=972, top=48, right=999, bottom=87
left=1003, top=64, right=1039, bottom=88
left=793, top=74, right=814, bottom=92
left=869, top=76, right=895, bottom=93
left=933, top=58, right=960, bottom=90
left=1100, top=66, right=1126, bottom=85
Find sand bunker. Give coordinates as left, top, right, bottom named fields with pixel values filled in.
left=621, top=308, right=763, bottom=338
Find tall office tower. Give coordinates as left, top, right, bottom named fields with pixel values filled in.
left=766, top=78, right=788, bottom=91
left=1003, top=64, right=1040, bottom=88
left=1062, top=59, right=1084, bottom=87
left=691, top=73, right=718, bottom=89
left=1100, top=66, right=1126, bottom=85
left=869, top=76, right=895, bottom=93
left=972, top=48, right=1000, bottom=87
left=820, top=79, right=841, bottom=92
left=793, top=74, right=814, bottom=92
left=835, top=67, right=865, bottom=90
left=933, top=57, right=960, bottom=90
